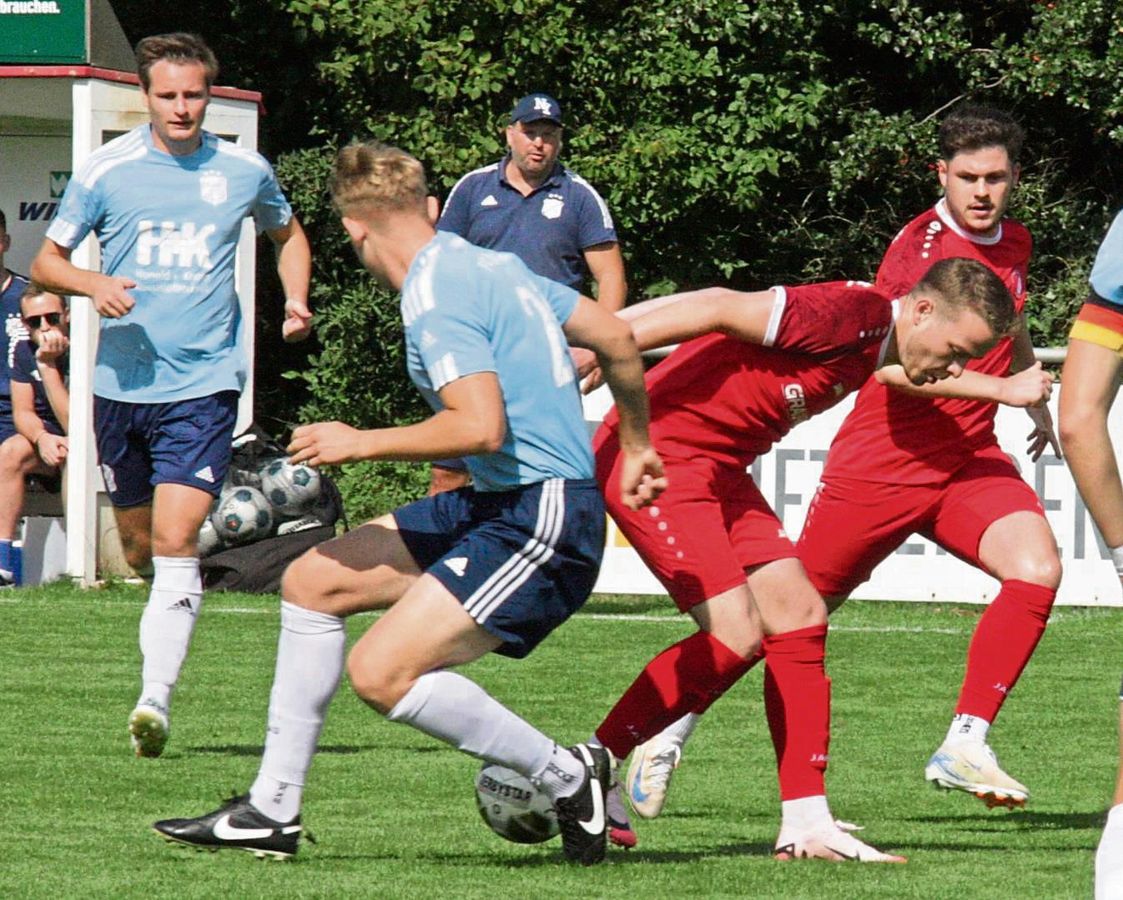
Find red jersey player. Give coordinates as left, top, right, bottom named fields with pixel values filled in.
left=798, top=107, right=1062, bottom=811
left=585, top=258, right=1020, bottom=862
left=619, top=106, right=1060, bottom=835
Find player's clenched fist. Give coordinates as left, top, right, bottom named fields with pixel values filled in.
left=1000, top=361, right=1053, bottom=408
left=618, top=446, right=667, bottom=511
left=91, top=274, right=137, bottom=318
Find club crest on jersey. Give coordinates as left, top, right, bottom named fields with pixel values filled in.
left=783, top=383, right=809, bottom=425
left=541, top=194, right=564, bottom=220
left=199, top=170, right=228, bottom=206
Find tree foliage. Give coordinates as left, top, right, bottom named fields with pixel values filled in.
left=111, top=0, right=1123, bottom=518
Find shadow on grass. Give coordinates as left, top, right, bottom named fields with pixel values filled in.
left=185, top=743, right=443, bottom=757
left=387, top=840, right=777, bottom=867
left=905, top=810, right=1105, bottom=830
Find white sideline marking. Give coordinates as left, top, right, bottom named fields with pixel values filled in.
left=203, top=606, right=964, bottom=633
left=578, top=613, right=965, bottom=634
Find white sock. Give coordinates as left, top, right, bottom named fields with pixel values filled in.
left=1096, top=803, right=1123, bottom=900
left=137, top=556, right=203, bottom=705
left=138, top=683, right=170, bottom=711
left=249, top=601, right=345, bottom=823
left=532, top=745, right=587, bottom=799
left=387, top=670, right=583, bottom=797
left=781, top=794, right=833, bottom=831
left=946, top=713, right=990, bottom=745
left=662, top=712, right=701, bottom=745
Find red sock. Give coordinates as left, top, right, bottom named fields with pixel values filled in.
left=762, top=624, right=830, bottom=801
left=595, top=631, right=747, bottom=760
left=955, top=579, right=1056, bottom=721
left=691, top=649, right=763, bottom=714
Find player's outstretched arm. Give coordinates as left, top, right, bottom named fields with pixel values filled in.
left=875, top=361, right=1053, bottom=408
left=627, top=287, right=779, bottom=351
left=30, top=239, right=136, bottom=318
left=1006, top=321, right=1062, bottom=459
left=268, top=217, right=313, bottom=342
left=564, top=297, right=665, bottom=510
left=288, top=372, right=506, bottom=468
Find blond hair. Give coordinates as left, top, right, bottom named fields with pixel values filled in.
left=330, top=142, right=428, bottom=219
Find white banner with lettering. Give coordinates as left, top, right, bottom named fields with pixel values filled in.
left=585, top=385, right=1122, bottom=607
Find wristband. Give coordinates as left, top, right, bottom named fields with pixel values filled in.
left=1112, top=545, right=1123, bottom=581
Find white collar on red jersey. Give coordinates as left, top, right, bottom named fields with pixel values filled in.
left=876, top=299, right=900, bottom=368
left=934, top=198, right=1004, bottom=246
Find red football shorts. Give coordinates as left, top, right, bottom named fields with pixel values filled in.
left=798, top=443, right=1045, bottom=598
left=595, top=428, right=796, bottom=612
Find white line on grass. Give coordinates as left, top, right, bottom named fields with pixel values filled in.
left=199, top=605, right=966, bottom=634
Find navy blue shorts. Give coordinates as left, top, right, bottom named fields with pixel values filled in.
left=394, top=478, right=605, bottom=658
left=94, top=391, right=239, bottom=508
left=431, top=457, right=469, bottom=473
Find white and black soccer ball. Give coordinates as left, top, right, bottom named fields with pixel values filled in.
left=260, top=458, right=321, bottom=517
left=475, top=763, right=559, bottom=844
left=211, top=486, right=273, bottom=545
left=197, top=514, right=225, bottom=557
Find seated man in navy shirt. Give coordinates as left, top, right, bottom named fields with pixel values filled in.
left=433, top=92, right=627, bottom=493
left=1, top=284, right=69, bottom=586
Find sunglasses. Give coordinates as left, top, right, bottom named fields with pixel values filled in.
left=23, top=312, right=63, bottom=328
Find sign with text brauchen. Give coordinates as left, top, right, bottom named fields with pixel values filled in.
left=0, top=0, right=85, bottom=65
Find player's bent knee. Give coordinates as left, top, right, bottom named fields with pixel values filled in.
left=1008, top=554, right=1062, bottom=590
left=280, top=549, right=336, bottom=608
left=346, top=652, right=407, bottom=715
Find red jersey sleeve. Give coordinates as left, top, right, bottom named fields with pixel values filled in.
left=768, top=282, right=894, bottom=356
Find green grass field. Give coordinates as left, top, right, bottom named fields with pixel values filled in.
left=1, top=581, right=1119, bottom=898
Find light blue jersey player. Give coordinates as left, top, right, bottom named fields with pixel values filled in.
left=48, top=124, right=292, bottom=402
left=32, top=33, right=312, bottom=759
left=402, top=231, right=593, bottom=491
left=1061, top=207, right=1123, bottom=899
left=153, top=142, right=664, bottom=866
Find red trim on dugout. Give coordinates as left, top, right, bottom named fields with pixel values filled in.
left=0, top=66, right=263, bottom=110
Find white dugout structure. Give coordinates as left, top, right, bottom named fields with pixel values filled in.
left=585, top=382, right=1123, bottom=608
left=1, top=0, right=262, bottom=584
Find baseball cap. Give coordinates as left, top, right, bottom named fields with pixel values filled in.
left=509, top=93, right=563, bottom=126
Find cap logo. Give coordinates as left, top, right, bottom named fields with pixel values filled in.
left=533, top=96, right=554, bottom=116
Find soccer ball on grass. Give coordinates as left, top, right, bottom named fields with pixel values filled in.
left=475, top=763, right=559, bottom=844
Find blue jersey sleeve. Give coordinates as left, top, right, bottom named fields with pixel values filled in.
left=10, top=340, right=36, bottom=385
left=46, top=176, right=102, bottom=251
left=251, top=163, right=293, bottom=234
left=525, top=267, right=580, bottom=327
left=436, top=175, right=473, bottom=238
left=407, top=270, right=498, bottom=394
left=571, top=174, right=618, bottom=250
left=1091, top=209, right=1123, bottom=305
